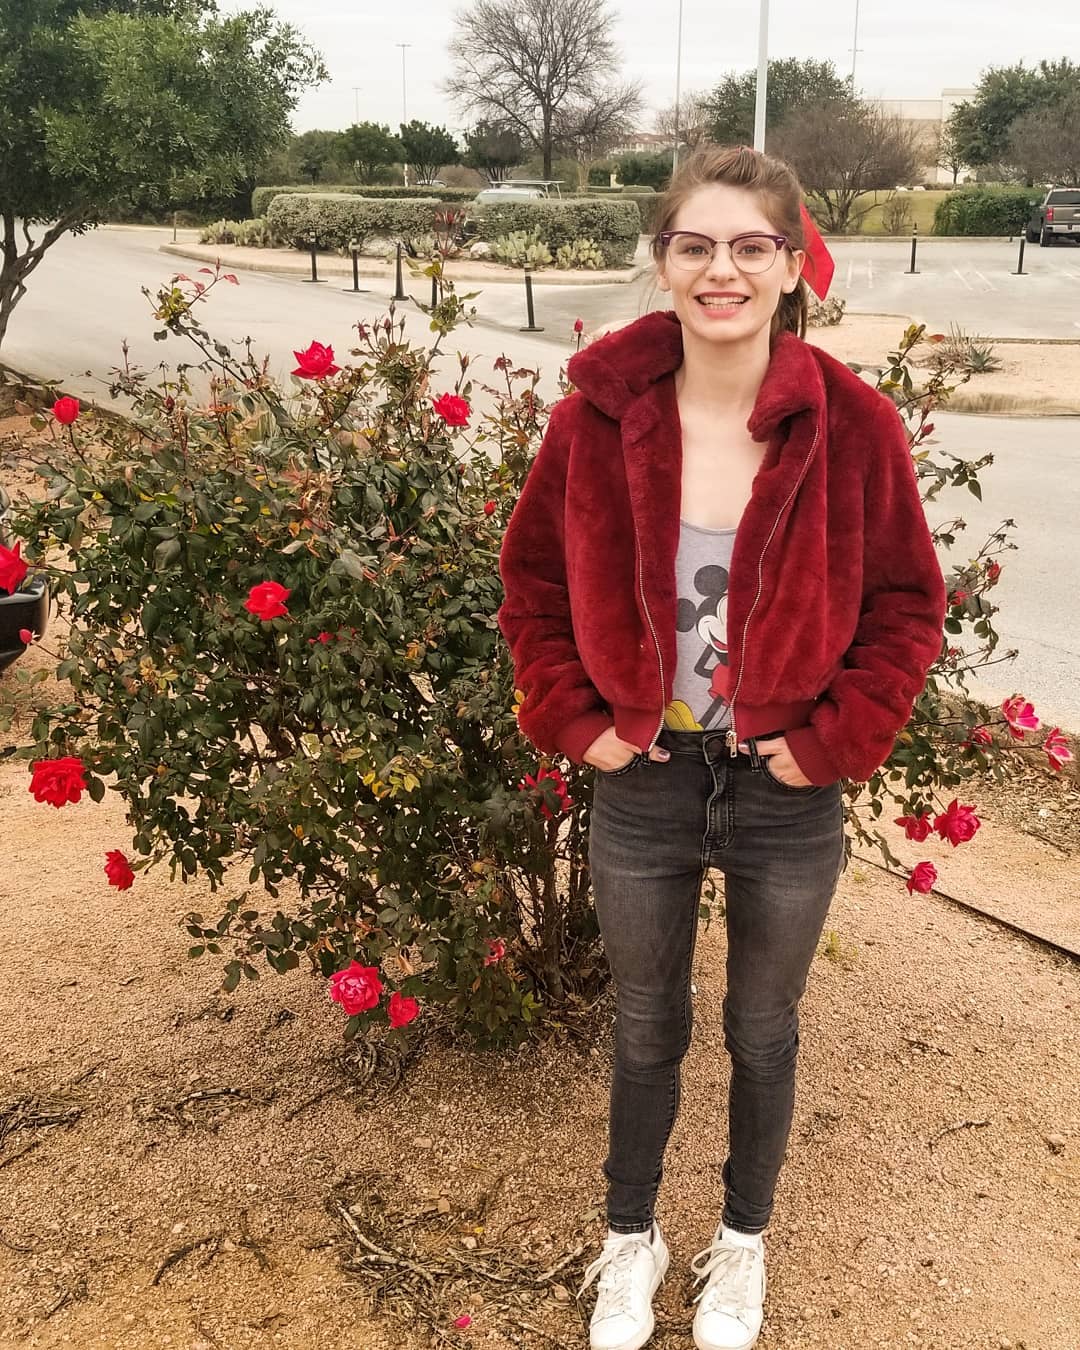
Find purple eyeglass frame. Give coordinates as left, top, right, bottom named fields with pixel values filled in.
left=657, top=229, right=789, bottom=268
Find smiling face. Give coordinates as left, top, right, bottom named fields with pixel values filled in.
left=656, top=183, right=805, bottom=349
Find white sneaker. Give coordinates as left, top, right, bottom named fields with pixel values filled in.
left=577, top=1221, right=670, bottom=1350
left=690, top=1223, right=766, bottom=1350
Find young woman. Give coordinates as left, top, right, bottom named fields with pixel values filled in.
left=498, top=145, right=945, bottom=1350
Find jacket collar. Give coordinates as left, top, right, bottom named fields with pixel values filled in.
left=566, top=310, right=827, bottom=443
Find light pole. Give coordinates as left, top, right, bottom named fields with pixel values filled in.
left=672, top=0, right=684, bottom=176
left=352, top=85, right=361, bottom=124
left=396, top=43, right=412, bottom=187
left=850, top=0, right=863, bottom=87
left=753, top=0, right=769, bottom=150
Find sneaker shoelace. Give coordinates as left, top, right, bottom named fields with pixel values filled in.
left=578, top=1234, right=652, bottom=1319
left=689, top=1238, right=760, bottom=1319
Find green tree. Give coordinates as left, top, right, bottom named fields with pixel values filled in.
left=398, top=121, right=461, bottom=184
left=1006, top=91, right=1080, bottom=187
left=0, top=0, right=326, bottom=351
left=339, top=121, right=403, bottom=184
left=464, top=121, right=526, bottom=183
left=701, top=58, right=852, bottom=148
left=950, top=59, right=1080, bottom=168
left=293, top=129, right=343, bottom=184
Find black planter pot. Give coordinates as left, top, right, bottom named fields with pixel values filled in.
left=0, top=574, right=50, bottom=674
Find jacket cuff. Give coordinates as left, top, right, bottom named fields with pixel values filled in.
left=553, top=709, right=615, bottom=765
left=784, top=724, right=843, bottom=786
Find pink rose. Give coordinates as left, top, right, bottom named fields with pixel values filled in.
left=483, top=938, right=506, bottom=967
left=328, top=960, right=384, bottom=1015
left=1002, top=694, right=1039, bottom=740
left=244, top=580, right=290, bottom=620
left=968, top=725, right=993, bottom=747
left=432, top=393, right=471, bottom=427
left=906, top=861, right=938, bottom=895
left=104, top=850, right=135, bottom=890
left=388, top=990, right=420, bottom=1027
left=0, top=541, right=29, bottom=596
left=894, top=813, right=932, bottom=842
left=292, top=341, right=340, bottom=379
left=932, top=800, right=981, bottom=848
left=52, top=396, right=80, bottom=425
left=1044, top=728, right=1073, bottom=773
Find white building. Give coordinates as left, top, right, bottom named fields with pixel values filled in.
left=871, top=88, right=977, bottom=184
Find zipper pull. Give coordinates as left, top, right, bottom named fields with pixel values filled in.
left=726, top=727, right=738, bottom=759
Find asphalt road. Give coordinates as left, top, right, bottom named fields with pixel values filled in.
left=3, top=225, right=1078, bottom=729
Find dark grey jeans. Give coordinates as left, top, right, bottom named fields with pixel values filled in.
left=588, top=726, right=845, bottom=1236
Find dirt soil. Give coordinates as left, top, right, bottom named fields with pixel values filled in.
left=2, top=401, right=1079, bottom=1350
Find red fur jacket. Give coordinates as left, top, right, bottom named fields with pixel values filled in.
left=497, top=311, right=946, bottom=785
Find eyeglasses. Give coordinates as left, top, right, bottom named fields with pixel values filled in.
left=657, top=230, right=790, bottom=274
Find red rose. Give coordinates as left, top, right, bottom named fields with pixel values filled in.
left=19, top=628, right=34, bottom=644
left=906, top=861, right=937, bottom=895
left=518, top=765, right=573, bottom=820
left=484, top=500, right=496, bottom=516
left=573, top=318, right=584, bottom=334
left=104, top=849, right=135, bottom=890
left=986, top=561, right=1001, bottom=585
left=292, top=341, right=340, bottom=379
left=1044, top=728, right=1073, bottom=772
left=932, top=799, right=981, bottom=847
left=948, top=589, right=967, bottom=606
left=52, top=396, right=80, bottom=425
left=244, top=580, right=291, bottom=620
left=328, top=960, right=384, bottom=1015
left=432, top=393, right=471, bottom=427
left=387, top=990, right=420, bottom=1027
left=969, top=725, right=993, bottom=747
left=0, top=541, right=29, bottom=596
left=483, top=937, right=506, bottom=967
left=895, top=812, right=932, bottom=842
left=29, top=756, right=88, bottom=808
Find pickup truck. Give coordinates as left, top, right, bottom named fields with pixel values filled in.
left=1026, top=188, right=1080, bottom=245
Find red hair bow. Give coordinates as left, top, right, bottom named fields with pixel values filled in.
left=799, top=201, right=834, bottom=300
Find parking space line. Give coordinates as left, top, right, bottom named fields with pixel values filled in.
left=953, top=268, right=974, bottom=291
left=867, top=259, right=873, bottom=289
left=972, top=269, right=997, bottom=291
left=846, top=260, right=853, bottom=291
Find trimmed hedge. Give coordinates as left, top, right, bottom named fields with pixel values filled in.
left=932, top=187, right=1035, bottom=236
left=471, top=198, right=641, bottom=265
left=265, top=193, right=441, bottom=251
left=252, top=182, right=478, bottom=218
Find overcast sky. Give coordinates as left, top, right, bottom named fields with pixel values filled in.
left=241, top=1, right=1079, bottom=134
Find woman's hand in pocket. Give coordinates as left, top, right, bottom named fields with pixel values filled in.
left=752, top=736, right=812, bottom=788
left=584, top=727, right=670, bottom=772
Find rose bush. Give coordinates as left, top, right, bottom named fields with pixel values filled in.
left=0, top=276, right=1071, bottom=1048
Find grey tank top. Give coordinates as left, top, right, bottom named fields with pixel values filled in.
left=663, top=520, right=736, bottom=732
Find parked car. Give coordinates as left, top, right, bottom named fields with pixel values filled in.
left=0, top=485, right=49, bottom=674
left=462, top=180, right=566, bottom=238
left=1026, top=188, right=1080, bottom=246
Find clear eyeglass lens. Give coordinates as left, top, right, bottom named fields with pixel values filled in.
left=667, top=233, right=778, bottom=272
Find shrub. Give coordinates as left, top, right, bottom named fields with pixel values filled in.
left=489, top=230, right=554, bottom=267
left=808, top=296, right=846, bottom=326
left=266, top=193, right=440, bottom=253
left=199, top=218, right=276, bottom=248
left=251, top=183, right=479, bottom=218
left=932, top=187, right=1034, bottom=236
left=881, top=195, right=914, bottom=235
left=925, top=325, right=1002, bottom=375
left=471, top=199, right=640, bottom=266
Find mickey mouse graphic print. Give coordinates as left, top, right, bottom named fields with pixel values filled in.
left=663, top=520, right=736, bottom=732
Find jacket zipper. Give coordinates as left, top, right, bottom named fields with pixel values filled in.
left=724, top=429, right=821, bottom=757
left=634, top=518, right=667, bottom=754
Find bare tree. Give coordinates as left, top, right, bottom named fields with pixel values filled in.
left=654, top=92, right=710, bottom=157
left=935, top=117, right=967, bottom=185
left=1006, top=95, right=1080, bottom=187
left=446, top=0, right=630, bottom=179
left=554, top=83, right=643, bottom=189
left=771, top=99, right=921, bottom=232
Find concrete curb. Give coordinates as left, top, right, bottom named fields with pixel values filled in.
left=159, top=242, right=650, bottom=288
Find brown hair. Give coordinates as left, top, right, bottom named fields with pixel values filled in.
left=650, top=143, right=809, bottom=339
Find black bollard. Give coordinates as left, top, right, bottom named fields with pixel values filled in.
left=1013, top=235, right=1026, bottom=276
left=342, top=242, right=369, bottom=293
left=519, top=266, right=544, bottom=332
left=905, top=223, right=919, bottom=275
left=392, top=241, right=408, bottom=301
left=430, top=273, right=438, bottom=308
left=303, top=233, right=326, bottom=284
